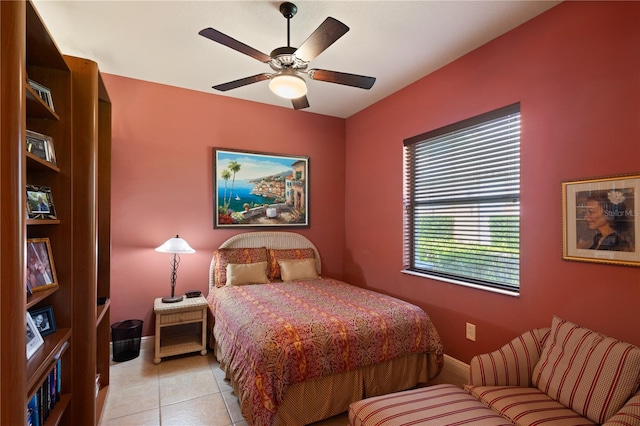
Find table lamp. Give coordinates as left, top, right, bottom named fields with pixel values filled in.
left=155, top=235, right=195, bottom=303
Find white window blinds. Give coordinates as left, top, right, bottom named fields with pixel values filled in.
left=403, top=104, right=521, bottom=292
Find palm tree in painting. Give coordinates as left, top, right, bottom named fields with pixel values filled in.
left=220, top=169, right=231, bottom=211
left=227, top=161, right=241, bottom=210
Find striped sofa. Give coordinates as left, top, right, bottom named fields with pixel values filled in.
left=349, top=316, right=640, bottom=425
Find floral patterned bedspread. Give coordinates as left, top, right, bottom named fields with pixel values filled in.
left=208, top=278, right=443, bottom=425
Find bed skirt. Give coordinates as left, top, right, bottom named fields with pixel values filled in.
left=212, top=340, right=439, bottom=426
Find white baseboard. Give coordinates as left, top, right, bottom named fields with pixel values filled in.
left=109, top=335, right=154, bottom=357
left=140, top=336, right=154, bottom=351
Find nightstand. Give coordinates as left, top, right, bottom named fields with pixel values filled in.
left=153, top=295, right=208, bottom=364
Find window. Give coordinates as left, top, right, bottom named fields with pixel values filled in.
left=403, top=104, right=521, bottom=293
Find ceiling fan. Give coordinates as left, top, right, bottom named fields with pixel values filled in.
left=199, top=2, right=376, bottom=110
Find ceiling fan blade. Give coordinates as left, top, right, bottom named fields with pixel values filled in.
left=212, top=73, right=272, bottom=92
left=294, top=17, right=349, bottom=62
left=199, top=28, right=272, bottom=63
left=291, top=95, right=310, bottom=110
left=308, top=69, right=376, bottom=89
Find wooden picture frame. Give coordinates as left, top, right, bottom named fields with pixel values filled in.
left=26, top=238, right=58, bottom=292
left=26, top=185, right=57, bottom=220
left=213, top=148, right=309, bottom=228
left=29, top=306, right=57, bottom=337
left=26, top=130, right=56, bottom=165
left=562, top=173, right=639, bottom=267
left=27, top=79, right=55, bottom=111
left=26, top=312, right=45, bottom=359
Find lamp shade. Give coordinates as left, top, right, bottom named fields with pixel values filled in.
left=155, top=235, right=195, bottom=254
left=269, top=73, right=307, bottom=99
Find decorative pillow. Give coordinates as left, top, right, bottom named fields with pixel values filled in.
left=213, top=247, right=268, bottom=287
left=267, top=248, right=316, bottom=279
left=532, top=316, right=640, bottom=424
left=278, top=258, right=319, bottom=281
left=226, top=262, right=269, bottom=286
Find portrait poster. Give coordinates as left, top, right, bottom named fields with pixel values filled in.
left=562, top=174, right=639, bottom=267
left=212, top=148, right=309, bottom=228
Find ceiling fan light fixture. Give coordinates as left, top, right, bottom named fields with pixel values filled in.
left=269, top=73, right=307, bottom=99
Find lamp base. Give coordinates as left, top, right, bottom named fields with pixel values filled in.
left=161, top=295, right=184, bottom=303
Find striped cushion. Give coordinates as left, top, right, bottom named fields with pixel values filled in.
left=603, top=389, right=640, bottom=425
left=470, top=328, right=551, bottom=387
left=349, top=384, right=512, bottom=426
left=466, top=385, right=596, bottom=425
left=532, top=316, right=640, bottom=424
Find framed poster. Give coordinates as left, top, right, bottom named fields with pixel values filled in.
left=213, top=148, right=309, bottom=228
left=562, top=173, right=639, bottom=266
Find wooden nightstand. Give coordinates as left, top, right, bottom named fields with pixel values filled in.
left=153, top=295, right=208, bottom=364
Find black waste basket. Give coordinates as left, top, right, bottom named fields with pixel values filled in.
left=111, top=319, right=143, bottom=362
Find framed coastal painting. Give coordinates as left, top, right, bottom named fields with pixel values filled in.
left=562, top=173, right=639, bottom=267
left=212, top=148, right=309, bottom=228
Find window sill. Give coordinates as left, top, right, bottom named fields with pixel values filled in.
left=401, top=269, right=520, bottom=298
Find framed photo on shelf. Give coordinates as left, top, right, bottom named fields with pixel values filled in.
left=26, top=185, right=57, bottom=220
left=26, top=238, right=58, bottom=292
left=26, top=130, right=56, bottom=165
left=27, top=79, right=55, bottom=111
left=212, top=148, right=309, bottom=228
left=26, top=312, right=45, bottom=359
left=562, top=173, right=639, bottom=267
left=29, top=306, right=56, bottom=337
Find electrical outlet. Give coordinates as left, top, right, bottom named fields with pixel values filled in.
left=466, top=322, right=476, bottom=341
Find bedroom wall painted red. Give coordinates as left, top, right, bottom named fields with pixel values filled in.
left=344, top=1, right=640, bottom=363
left=102, top=75, right=346, bottom=336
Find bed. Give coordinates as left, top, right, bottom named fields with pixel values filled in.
left=207, top=231, right=443, bottom=426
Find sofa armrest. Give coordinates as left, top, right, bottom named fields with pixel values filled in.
left=468, top=327, right=551, bottom=387
left=602, top=388, right=640, bottom=425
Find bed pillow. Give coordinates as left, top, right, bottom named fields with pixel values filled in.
left=278, top=258, right=319, bottom=281
left=213, top=247, right=268, bottom=287
left=226, top=262, right=269, bottom=286
left=267, top=248, right=316, bottom=279
left=532, top=315, right=640, bottom=424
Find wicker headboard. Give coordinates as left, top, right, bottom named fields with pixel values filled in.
left=208, top=231, right=321, bottom=292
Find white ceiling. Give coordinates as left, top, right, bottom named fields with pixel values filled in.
left=33, top=1, right=560, bottom=118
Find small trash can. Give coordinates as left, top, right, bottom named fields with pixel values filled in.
left=111, top=319, right=143, bottom=362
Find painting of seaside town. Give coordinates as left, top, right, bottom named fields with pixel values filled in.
left=213, top=149, right=309, bottom=228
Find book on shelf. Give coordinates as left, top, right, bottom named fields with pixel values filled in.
left=27, top=394, right=39, bottom=426
left=26, top=358, right=61, bottom=426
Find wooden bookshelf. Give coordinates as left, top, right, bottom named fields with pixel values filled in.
left=0, top=2, right=111, bottom=424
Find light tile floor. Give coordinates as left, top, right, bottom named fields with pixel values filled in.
left=99, top=349, right=349, bottom=426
